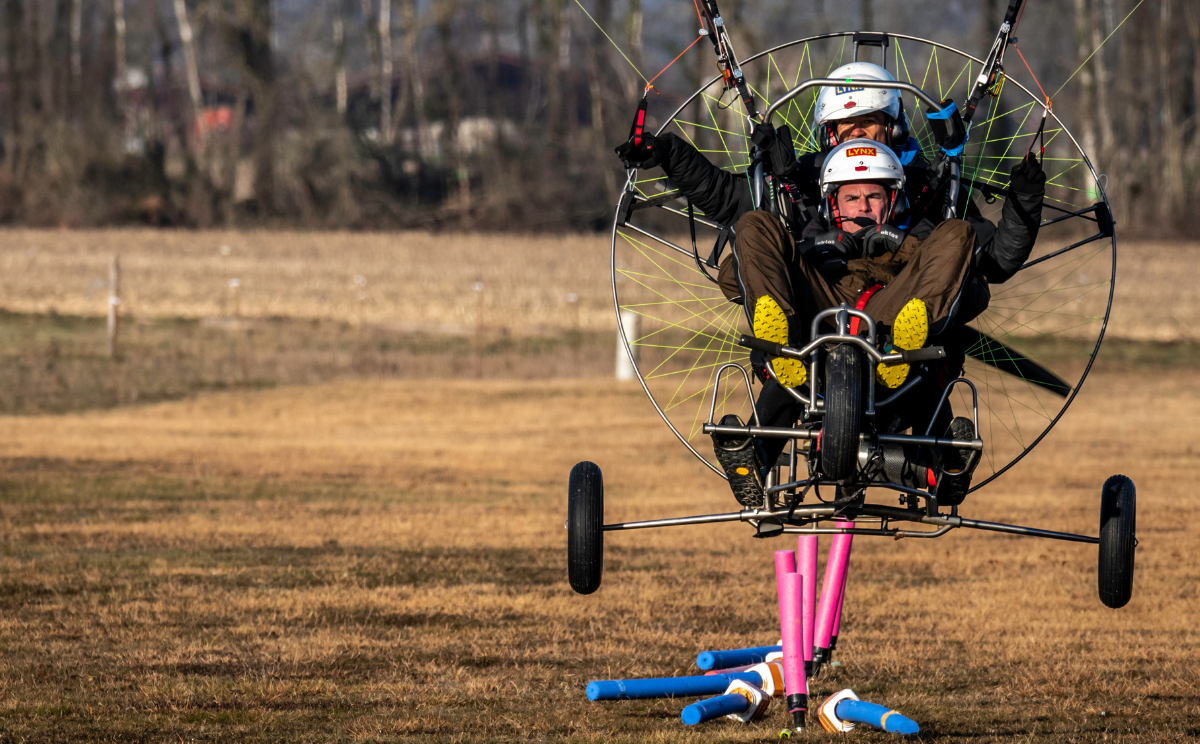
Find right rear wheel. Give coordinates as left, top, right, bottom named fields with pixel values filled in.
left=567, top=461, right=604, bottom=595
left=821, top=345, right=863, bottom=482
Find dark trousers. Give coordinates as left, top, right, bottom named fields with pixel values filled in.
left=717, top=211, right=978, bottom=450
left=717, top=211, right=981, bottom=337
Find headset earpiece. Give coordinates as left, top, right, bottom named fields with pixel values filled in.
left=890, top=189, right=910, bottom=227
left=816, top=123, right=837, bottom=153
left=889, top=107, right=910, bottom=148
left=819, top=193, right=835, bottom=228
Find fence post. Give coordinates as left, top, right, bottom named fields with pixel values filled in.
left=616, top=310, right=639, bottom=381
left=107, top=255, right=121, bottom=358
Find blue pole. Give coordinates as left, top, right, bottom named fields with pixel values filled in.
left=836, top=699, right=920, bottom=734
left=586, top=672, right=761, bottom=701
left=695, top=645, right=782, bottom=670
left=681, top=693, right=749, bottom=725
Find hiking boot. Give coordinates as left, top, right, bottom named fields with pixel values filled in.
left=936, top=416, right=979, bottom=507
left=754, top=295, right=806, bottom=388
left=876, top=297, right=928, bottom=389
left=712, top=413, right=767, bottom=507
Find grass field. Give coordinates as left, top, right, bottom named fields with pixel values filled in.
left=1, top=229, right=1199, bottom=340
left=0, top=229, right=1197, bottom=741
left=0, top=369, right=1195, bottom=741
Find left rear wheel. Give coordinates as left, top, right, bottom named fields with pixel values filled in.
left=568, top=461, right=604, bottom=594
left=1098, top=474, right=1136, bottom=608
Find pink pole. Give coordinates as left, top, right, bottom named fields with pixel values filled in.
left=774, top=549, right=796, bottom=635
left=814, top=531, right=853, bottom=653
left=831, top=557, right=851, bottom=643
left=774, top=550, right=797, bottom=587
left=778, top=569, right=807, bottom=730
left=798, top=535, right=818, bottom=668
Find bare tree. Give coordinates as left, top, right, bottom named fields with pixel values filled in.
left=379, top=0, right=394, bottom=143
left=1157, top=0, right=1184, bottom=224
left=360, top=0, right=381, bottom=103
left=173, top=0, right=205, bottom=146
left=334, top=9, right=347, bottom=117
left=6, top=0, right=25, bottom=180
left=399, top=0, right=426, bottom=155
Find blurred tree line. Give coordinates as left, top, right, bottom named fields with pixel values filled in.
left=0, top=0, right=1192, bottom=232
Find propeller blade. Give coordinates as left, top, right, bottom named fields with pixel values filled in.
left=959, top=326, right=1071, bottom=398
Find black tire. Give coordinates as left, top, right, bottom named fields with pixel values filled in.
left=821, top=345, right=863, bottom=482
left=568, top=461, right=604, bottom=595
left=1098, top=474, right=1136, bottom=609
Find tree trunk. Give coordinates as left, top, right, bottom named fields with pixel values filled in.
left=360, top=0, right=380, bottom=103
left=50, top=0, right=71, bottom=118
left=172, top=0, right=205, bottom=148
left=400, top=0, right=425, bottom=156
left=1157, top=0, right=1183, bottom=226
left=1092, top=0, right=1115, bottom=155
left=1073, top=0, right=1097, bottom=199
left=6, top=0, right=25, bottom=180
left=586, top=0, right=616, bottom=197
left=379, top=0, right=393, bottom=143
left=547, top=0, right=564, bottom=149
left=113, top=0, right=129, bottom=146
left=233, top=0, right=276, bottom=212
left=625, top=0, right=642, bottom=102
left=70, top=0, right=82, bottom=94
left=334, top=13, right=347, bottom=117
left=435, top=0, right=462, bottom=194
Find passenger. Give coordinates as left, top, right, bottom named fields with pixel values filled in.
left=615, top=63, right=1044, bottom=508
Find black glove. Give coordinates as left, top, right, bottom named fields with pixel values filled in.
left=1008, top=152, right=1046, bottom=195
left=615, top=131, right=670, bottom=170
left=798, top=229, right=861, bottom=276
left=925, top=98, right=967, bottom=153
left=857, top=222, right=907, bottom=258
left=750, top=123, right=798, bottom=177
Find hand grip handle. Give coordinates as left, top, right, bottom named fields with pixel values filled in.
left=900, top=346, right=946, bottom=363
left=737, top=334, right=783, bottom=355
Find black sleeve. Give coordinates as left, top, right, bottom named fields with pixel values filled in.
left=975, top=183, right=1044, bottom=284
left=655, top=133, right=754, bottom=226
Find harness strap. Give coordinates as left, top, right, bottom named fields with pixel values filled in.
left=849, top=283, right=885, bottom=336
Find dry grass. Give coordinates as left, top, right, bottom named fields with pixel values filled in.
left=1, top=229, right=1196, bottom=340
left=0, top=229, right=611, bottom=333
left=0, top=369, right=1195, bottom=741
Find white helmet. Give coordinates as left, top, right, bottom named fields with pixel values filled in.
left=820, top=138, right=907, bottom=225
left=815, top=62, right=903, bottom=125
left=821, top=138, right=905, bottom=196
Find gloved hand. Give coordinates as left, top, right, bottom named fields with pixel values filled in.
left=925, top=98, right=967, bottom=153
left=750, top=123, right=798, bottom=176
left=798, top=229, right=861, bottom=275
left=615, top=131, right=670, bottom=170
left=840, top=216, right=905, bottom=257
left=1008, top=152, right=1046, bottom=195
left=858, top=223, right=907, bottom=258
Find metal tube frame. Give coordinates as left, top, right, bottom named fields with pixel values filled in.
left=613, top=31, right=1117, bottom=493
left=602, top=500, right=1099, bottom=545
left=763, top=78, right=943, bottom=123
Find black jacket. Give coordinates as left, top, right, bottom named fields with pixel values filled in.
left=653, top=133, right=1043, bottom=284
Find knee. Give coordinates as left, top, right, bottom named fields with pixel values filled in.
left=931, top=218, right=977, bottom=255
left=734, top=210, right=782, bottom=240
left=732, top=210, right=788, bottom=257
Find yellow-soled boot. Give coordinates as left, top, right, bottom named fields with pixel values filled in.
left=753, top=295, right=806, bottom=388
left=876, top=297, right=929, bottom=389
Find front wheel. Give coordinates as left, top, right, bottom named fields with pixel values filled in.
left=568, top=461, right=604, bottom=595
left=1098, top=474, right=1136, bottom=608
left=821, top=345, right=864, bottom=482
